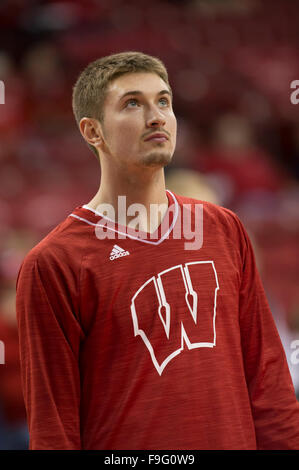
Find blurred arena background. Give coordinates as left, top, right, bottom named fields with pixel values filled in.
left=0, top=0, right=299, bottom=449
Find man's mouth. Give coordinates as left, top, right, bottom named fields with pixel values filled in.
left=144, top=133, right=168, bottom=142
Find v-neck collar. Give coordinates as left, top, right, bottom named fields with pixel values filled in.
left=69, top=190, right=179, bottom=245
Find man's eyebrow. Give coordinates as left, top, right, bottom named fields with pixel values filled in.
left=119, top=89, right=173, bottom=101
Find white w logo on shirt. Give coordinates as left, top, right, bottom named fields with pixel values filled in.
left=130, top=261, right=219, bottom=375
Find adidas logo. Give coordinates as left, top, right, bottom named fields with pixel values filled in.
left=109, top=244, right=130, bottom=261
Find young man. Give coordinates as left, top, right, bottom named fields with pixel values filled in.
left=16, top=51, right=299, bottom=450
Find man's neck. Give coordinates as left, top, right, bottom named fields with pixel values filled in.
left=86, top=167, right=169, bottom=234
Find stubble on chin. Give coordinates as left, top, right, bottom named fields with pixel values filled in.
left=140, top=151, right=173, bottom=168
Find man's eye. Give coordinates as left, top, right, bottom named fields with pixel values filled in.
left=126, top=99, right=139, bottom=107
left=159, top=97, right=169, bottom=106
left=125, top=97, right=170, bottom=108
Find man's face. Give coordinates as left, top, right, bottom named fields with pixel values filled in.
left=98, top=72, right=177, bottom=169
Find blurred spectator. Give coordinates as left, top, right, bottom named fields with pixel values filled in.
left=21, top=42, right=70, bottom=127
left=0, top=229, right=38, bottom=449
left=0, top=282, right=29, bottom=449
left=0, top=229, right=39, bottom=282
left=195, top=113, right=286, bottom=207
left=0, top=52, right=26, bottom=137
left=165, top=168, right=220, bottom=205
left=168, top=116, right=203, bottom=170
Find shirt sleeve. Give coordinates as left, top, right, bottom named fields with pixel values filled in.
left=16, top=246, right=85, bottom=450
left=236, top=216, right=299, bottom=449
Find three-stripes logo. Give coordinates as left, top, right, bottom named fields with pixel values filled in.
left=110, top=244, right=130, bottom=260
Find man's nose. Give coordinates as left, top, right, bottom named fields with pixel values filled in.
left=146, top=109, right=166, bottom=128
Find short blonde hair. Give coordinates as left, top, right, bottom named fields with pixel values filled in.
left=72, top=51, right=172, bottom=157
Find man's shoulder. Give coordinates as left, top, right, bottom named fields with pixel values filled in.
left=171, top=191, right=249, bottom=248
left=172, top=191, right=240, bottom=225
left=20, top=210, right=86, bottom=270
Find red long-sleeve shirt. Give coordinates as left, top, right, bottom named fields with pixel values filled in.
left=16, top=190, right=299, bottom=450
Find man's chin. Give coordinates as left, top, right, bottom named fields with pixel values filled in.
left=141, top=152, right=173, bottom=168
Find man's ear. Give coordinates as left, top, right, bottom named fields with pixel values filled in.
left=79, top=117, right=104, bottom=150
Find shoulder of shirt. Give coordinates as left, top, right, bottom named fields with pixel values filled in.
left=19, top=209, right=87, bottom=269
left=171, top=191, right=249, bottom=247
left=172, top=192, right=251, bottom=267
left=172, top=191, right=243, bottom=225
